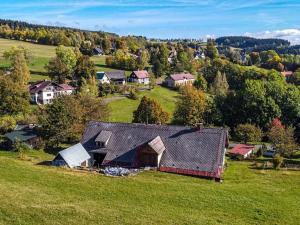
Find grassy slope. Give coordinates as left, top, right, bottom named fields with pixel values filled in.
left=0, top=38, right=131, bottom=82
left=0, top=151, right=299, bottom=225
left=0, top=38, right=57, bottom=82
left=108, top=86, right=179, bottom=123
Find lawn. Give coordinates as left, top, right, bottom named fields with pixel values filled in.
left=0, top=38, right=57, bottom=82
left=0, top=38, right=131, bottom=82
left=91, top=55, right=132, bottom=76
left=0, top=150, right=299, bottom=225
left=107, top=86, right=179, bottom=123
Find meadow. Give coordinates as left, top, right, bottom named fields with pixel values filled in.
left=0, top=150, right=299, bottom=225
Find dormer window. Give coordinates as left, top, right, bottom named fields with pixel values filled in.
left=95, top=130, right=112, bottom=148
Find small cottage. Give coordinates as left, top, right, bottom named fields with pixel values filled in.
left=52, top=143, right=91, bottom=168
left=4, top=127, right=40, bottom=149
left=93, top=47, right=104, bottom=56
left=164, top=73, right=195, bottom=88
left=281, top=71, right=293, bottom=81
left=128, top=70, right=150, bottom=84
left=96, top=71, right=126, bottom=85
left=229, top=144, right=255, bottom=159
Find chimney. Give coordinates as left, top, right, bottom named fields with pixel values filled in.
left=195, top=123, right=204, bottom=130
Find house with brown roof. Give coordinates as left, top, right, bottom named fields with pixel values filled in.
left=229, top=144, right=255, bottom=159
left=128, top=70, right=150, bottom=84
left=281, top=71, right=293, bottom=81
left=29, top=80, right=75, bottom=104
left=164, top=73, right=195, bottom=88
left=81, top=121, right=229, bottom=180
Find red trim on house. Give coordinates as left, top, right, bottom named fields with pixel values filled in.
left=159, top=167, right=222, bottom=178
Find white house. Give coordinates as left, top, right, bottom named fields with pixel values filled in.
left=164, top=73, right=195, bottom=88
left=96, top=71, right=126, bottom=85
left=29, top=81, right=75, bottom=105
left=128, top=70, right=150, bottom=84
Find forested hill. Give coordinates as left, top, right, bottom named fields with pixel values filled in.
left=216, top=36, right=300, bottom=54
left=0, top=19, right=147, bottom=52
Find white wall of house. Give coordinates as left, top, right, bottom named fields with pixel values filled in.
left=32, top=86, right=75, bottom=105
left=99, top=74, right=110, bottom=84
left=136, top=77, right=149, bottom=84
left=165, top=78, right=195, bottom=88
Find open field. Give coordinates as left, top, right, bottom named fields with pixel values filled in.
left=0, top=38, right=123, bottom=82
left=108, top=86, right=179, bottom=123
left=0, top=150, right=299, bottom=225
left=0, top=38, right=57, bottom=82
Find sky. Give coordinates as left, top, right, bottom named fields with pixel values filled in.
left=1, top=0, right=300, bottom=44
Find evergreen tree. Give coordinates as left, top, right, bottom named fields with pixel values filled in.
left=210, top=71, right=229, bottom=96
left=206, top=40, right=219, bottom=59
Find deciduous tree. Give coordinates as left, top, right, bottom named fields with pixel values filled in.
left=133, top=96, right=169, bottom=124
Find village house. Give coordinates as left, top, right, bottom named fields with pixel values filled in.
left=164, top=73, right=195, bottom=88
left=96, top=71, right=126, bottom=85
left=228, top=144, right=255, bottom=159
left=4, top=125, right=40, bottom=149
left=73, top=121, right=229, bottom=180
left=194, top=50, right=205, bottom=60
left=29, top=81, right=75, bottom=105
left=128, top=70, right=150, bottom=84
left=93, top=47, right=104, bottom=56
left=281, top=71, right=293, bottom=81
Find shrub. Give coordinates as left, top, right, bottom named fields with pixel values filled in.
left=13, top=140, right=32, bottom=160
left=273, top=154, right=284, bottom=169
left=128, top=90, right=138, bottom=100
left=235, top=123, right=262, bottom=143
left=0, top=115, right=16, bottom=134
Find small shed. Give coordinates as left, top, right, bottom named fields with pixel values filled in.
left=4, top=128, right=39, bottom=148
left=229, top=144, right=255, bottom=159
left=52, top=143, right=91, bottom=168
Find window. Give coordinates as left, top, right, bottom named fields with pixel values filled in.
left=47, top=93, right=52, bottom=97
left=96, top=142, right=105, bottom=148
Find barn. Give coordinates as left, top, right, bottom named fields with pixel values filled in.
left=81, top=121, right=228, bottom=179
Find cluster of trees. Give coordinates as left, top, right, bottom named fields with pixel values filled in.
left=200, top=58, right=300, bottom=131
left=46, top=45, right=96, bottom=86
left=105, top=49, right=149, bottom=71
left=216, top=36, right=290, bottom=51
left=0, top=46, right=31, bottom=133
left=0, top=19, right=150, bottom=55
left=38, top=93, right=109, bottom=148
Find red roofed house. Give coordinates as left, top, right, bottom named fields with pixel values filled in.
left=29, top=80, right=75, bottom=105
left=165, top=73, right=195, bottom=88
left=229, top=144, right=255, bottom=159
left=281, top=71, right=293, bottom=81
left=128, top=70, right=150, bottom=84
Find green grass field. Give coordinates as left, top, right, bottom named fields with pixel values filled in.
left=0, top=38, right=123, bottom=82
left=108, top=86, right=179, bottom=123
left=0, top=38, right=57, bottom=82
left=0, top=150, right=299, bottom=225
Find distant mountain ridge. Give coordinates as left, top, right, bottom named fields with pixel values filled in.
left=216, top=36, right=300, bottom=54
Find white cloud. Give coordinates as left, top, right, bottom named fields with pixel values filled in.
left=244, top=29, right=300, bottom=45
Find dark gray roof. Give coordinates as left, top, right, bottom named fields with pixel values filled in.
left=95, top=130, right=112, bottom=143
left=81, top=122, right=228, bottom=176
left=5, top=129, right=37, bottom=142
left=106, top=71, right=126, bottom=80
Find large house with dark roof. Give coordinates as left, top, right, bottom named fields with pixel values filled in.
left=81, top=121, right=228, bottom=179
left=164, top=73, right=195, bottom=88
left=96, top=71, right=126, bottom=85
left=29, top=81, right=75, bottom=104
left=128, top=70, right=150, bottom=84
